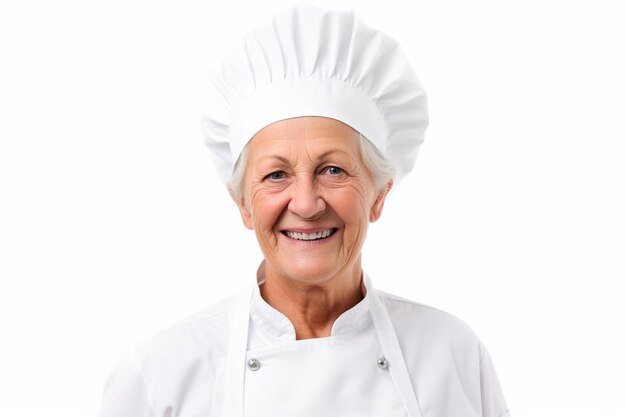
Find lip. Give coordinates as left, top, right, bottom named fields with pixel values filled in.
left=279, top=227, right=339, bottom=245
left=280, top=227, right=336, bottom=233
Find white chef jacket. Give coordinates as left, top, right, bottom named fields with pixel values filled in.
left=99, top=271, right=509, bottom=417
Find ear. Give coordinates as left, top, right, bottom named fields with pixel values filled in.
left=369, top=180, right=393, bottom=222
left=229, top=187, right=254, bottom=230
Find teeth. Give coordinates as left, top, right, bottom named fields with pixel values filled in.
left=285, top=229, right=334, bottom=241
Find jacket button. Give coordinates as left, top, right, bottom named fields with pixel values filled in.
left=377, top=356, right=388, bottom=370
left=247, top=358, right=261, bottom=371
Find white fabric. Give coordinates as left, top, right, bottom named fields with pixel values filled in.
left=201, top=5, right=429, bottom=184
left=239, top=278, right=409, bottom=416
left=218, top=273, right=420, bottom=417
left=99, top=272, right=509, bottom=417
left=221, top=286, right=253, bottom=417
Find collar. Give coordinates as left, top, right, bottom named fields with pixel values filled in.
left=249, top=261, right=374, bottom=340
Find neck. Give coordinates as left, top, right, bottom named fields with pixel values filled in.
left=260, top=263, right=364, bottom=340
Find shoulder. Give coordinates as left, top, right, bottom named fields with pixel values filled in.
left=376, top=290, right=485, bottom=360
left=129, top=292, right=239, bottom=369
left=100, top=294, right=241, bottom=416
left=377, top=289, right=477, bottom=336
left=375, top=291, right=510, bottom=417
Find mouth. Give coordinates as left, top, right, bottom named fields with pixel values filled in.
left=281, top=228, right=338, bottom=241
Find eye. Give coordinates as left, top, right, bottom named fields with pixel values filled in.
left=323, top=166, right=344, bottom=176
left=266, top=171, right=285, bottom=181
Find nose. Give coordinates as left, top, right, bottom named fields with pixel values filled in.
left=287, top=178, right=326, bottom=219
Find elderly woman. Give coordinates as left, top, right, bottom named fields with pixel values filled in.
left=100, top=5, right=509, bottom=417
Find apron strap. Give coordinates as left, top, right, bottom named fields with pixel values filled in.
left=368, top=283, right=424, bottom=417
left=222, top=285, right=254, bottom=417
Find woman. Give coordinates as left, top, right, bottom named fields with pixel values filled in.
left=100, top=5, right=509, bottom=417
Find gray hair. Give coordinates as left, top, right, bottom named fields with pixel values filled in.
left=228, top=133, right=395, bottom=200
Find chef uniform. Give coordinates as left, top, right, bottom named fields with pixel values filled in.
left=100, top=5, right=510, bottom=416
left=100, top=264, right=509, bottom=417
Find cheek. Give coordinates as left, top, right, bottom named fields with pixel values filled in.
left=249, top=190, right=287, bottom=229
left=329, top=185, right=373, bottom=225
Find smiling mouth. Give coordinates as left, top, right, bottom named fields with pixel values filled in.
left=281, top=228, right=338, bottom=241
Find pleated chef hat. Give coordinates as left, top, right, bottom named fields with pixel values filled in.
left=201, top=5, right=428, bottom=184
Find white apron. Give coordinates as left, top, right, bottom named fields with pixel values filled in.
left=216, top=276, right=424, bottom=417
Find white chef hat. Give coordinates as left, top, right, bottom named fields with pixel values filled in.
left=201, top=5, right=428, bottom=184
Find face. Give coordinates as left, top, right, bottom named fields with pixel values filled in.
left=234, top=117, right=391, bottom=286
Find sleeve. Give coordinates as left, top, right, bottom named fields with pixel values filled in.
left=479, top=344, right=510, bottom=417
left=99, top=350, right=156, bottom=417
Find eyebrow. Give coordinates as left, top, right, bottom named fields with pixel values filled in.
left=257, top=155, right=291, bottom=164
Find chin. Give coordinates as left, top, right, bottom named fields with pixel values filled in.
left=276, top=260, right=341, bottom=286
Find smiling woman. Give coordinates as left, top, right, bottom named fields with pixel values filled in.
left=99, top=5, right=509, bottom=417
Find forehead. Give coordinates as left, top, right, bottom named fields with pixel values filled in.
left=248, top=117, right=359, bottom=158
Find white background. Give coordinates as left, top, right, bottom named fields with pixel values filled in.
left=1, top=0, right=624, bottom=416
